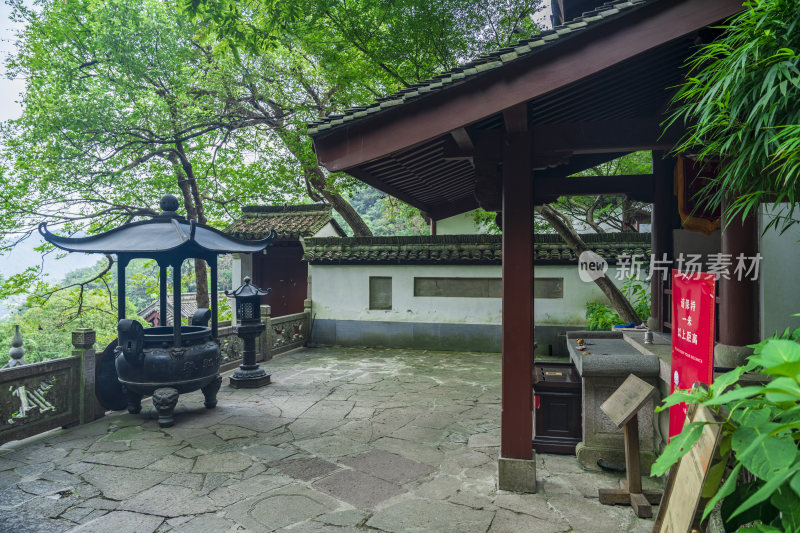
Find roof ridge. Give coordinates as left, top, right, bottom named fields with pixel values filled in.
left=242, top=204, right=332, bottom=215
left=304, top=232, right=650, bottom=245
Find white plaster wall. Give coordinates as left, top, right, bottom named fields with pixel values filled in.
left=534, top=265, right=628, bottom=325
left=309, top=264, right=501, bottom=324
left=312, top=222, right=343, bottom=237
left=436, top=213, right=485, bottom=235
left=759, top=203, right=800, bottom=339
left=673, top=229, right=722, bottom=267
left=309, top=263, right=630, bottom=326
left=231, top=253, right=253, bottom=287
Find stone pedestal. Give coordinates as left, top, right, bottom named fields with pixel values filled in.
left=567, top=331, right=660, bottom=471
left=498, top=456, right=537, bottom=493
left=229, top=321, right=271, bottom=389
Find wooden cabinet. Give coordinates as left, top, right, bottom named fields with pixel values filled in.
left=532, top=362, right=582, bottom=455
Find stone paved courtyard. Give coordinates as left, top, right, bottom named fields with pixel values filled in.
left=0, top=347, right=659, bottom=532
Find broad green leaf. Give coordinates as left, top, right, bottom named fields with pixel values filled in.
left=732, top=425, right=796, bottom=480
left=703, top=386, right=764, bottom=406
left=752, top=340, right=800, bottom=377
left=791, top=470, right=800, bottom=499
left=702, top=459, right=729, bottom=499
left=737, top=525, right=783, bottom=533
left=651, top=422, right=705, bottom=477
left=729, top=465, right=800, bottom=521
left=731, top=406, right=773, bottom=427
left=763, top=377, right=800, bottom=403
left=771, top=487, right=800, bottom=533
left=722, top=480, right=781, bottom=531
left=656, top=390, right=707, bottom=412
left=709, top=365, right=753, bottom=397
left=703, top=462, right=741, bottom=521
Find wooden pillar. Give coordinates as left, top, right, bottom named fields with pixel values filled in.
left=650, top=152, right=675, bottom=331
left=719, top=197, right=758, bottom=347
left=500, top=104, right=533, bottom=461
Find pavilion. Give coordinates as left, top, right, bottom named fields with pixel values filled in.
left=307, top=0, right=753, bottom=491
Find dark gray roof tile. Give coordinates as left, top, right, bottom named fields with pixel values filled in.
left=307, top=0, right=654, bottom=136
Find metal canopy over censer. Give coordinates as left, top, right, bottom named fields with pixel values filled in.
left=40, top=194, right=276, bottom=427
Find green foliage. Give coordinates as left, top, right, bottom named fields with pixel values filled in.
left=667, top=0, right=800, bottom=233
left=585, top=301, right=622, bottom=331
left=651, top=322, right=800, bottom=531
left=347, top=187, right=428, bottom=236
left=585, top=276, right=651, bottom=330
left=0, top=287, right=141, bottom=366
left=623, top=275, right=651, bottom=322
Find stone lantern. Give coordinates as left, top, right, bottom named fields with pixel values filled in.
left=226, top=276, right=272, bottom=388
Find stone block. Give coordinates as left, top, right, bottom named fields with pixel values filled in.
left=497, top=456, right=537, bottom=493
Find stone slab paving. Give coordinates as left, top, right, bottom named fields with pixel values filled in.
left=0, top=346, right=661, bottom=532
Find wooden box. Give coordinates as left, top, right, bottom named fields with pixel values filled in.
left=532, top=362, right=582, bottom=454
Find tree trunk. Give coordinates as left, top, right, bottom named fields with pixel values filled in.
left=536, top=205, right=641, bottom=324
left=273, top=127, right=373, bottom=237
left=303, top=161, right=373, bottom=237
left=170, top=152, right=210, bottom=310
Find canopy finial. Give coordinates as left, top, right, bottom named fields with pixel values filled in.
left=160, top=194, right=180, bottom=216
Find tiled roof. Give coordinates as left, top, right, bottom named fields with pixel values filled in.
left=226, top=204, right=346, bottom=240
left=302, top=233, right=651, bottom=265
left=307, top=0, right=653, bottom=136
left=137, top=293, right=226, bottom=322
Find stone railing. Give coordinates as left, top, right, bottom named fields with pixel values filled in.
left=1, top=306, right=310, bottom=444
left=0, top=328, right=103, bottom=445
left=214, top=304, right=311, bottom=372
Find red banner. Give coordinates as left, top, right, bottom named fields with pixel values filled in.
left=669, top=269, right=716, bottom=438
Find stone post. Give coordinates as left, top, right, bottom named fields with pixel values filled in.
left=72, top=328, right=100, bottom=424
left=6, top=324, right=26, bottom=368
left=259, top=305, right=272, bottom=362
left=303, top=299, right=312, bottom=342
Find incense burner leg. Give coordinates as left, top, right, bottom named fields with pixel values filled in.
left=202, top=374, right=222, bottom=409
left=153, top=387, right=179, bottom=428
left=124, top=386, right=142, bottom=414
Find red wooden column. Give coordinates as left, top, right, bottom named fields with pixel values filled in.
left=649, top=152, right=676, bottom=331
left=718, top=196, right=758, bottom=352
left=500, top=104, right=534, bottom=467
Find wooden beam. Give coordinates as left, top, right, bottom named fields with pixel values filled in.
left=428, top=197, right=480, bottom=221
left=533, top=174, right=655, bottom=202
left=451, top=127, right=474, bottom=152
left=533, top=153, right=629, bottom=179
left=347, top=167, right=433, bottom=214
left=313, top=0, right=743, bottom=171
left=531, top=119, right=679, bottom=155
left=503, top=104, right=528, bottom=134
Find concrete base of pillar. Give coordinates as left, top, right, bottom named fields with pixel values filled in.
left=498, top=455, right=537, bottom=493
left=714, top=343, right=753, bottom=369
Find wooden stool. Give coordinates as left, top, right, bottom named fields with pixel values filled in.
left=597, top=374, right=663, bottom=518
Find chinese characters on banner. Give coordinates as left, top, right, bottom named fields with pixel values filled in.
left=669, top=269, right=716, bottom=439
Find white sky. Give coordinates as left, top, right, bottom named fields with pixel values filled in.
left=0, top=1, right=24, bottom=122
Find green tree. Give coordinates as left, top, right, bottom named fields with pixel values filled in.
left=0, top=288, right=141, bottom=366
left=2, top=0, right=542, bottom=316
left=3, top=0, right=296, bottom=309
left=668, top=0, right=800, bottom=232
